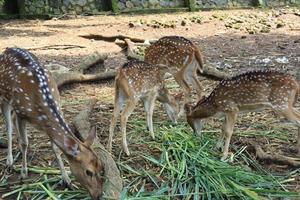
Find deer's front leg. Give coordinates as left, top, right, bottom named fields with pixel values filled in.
left=2, top=103, right=13, bottom=171
left=221, top=112, right=237, bottom=161
left=51, top=142, right=72, bottom=187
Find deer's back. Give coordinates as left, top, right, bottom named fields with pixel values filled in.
left=0, top=48, right=64, bottom=128
left=116, top=60, right=164, bottom=96
left=209, top=71, right=299, bottom=110
left=145, top=36, right=195, bottom=68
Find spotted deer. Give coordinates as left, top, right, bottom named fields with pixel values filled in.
left=0, top=48, right=104, bottom=200
left=185, top=70, right=300, bottom=161
left=107, top=60, right=180, bottom=156
left=145, top=36, right=204, bottom=99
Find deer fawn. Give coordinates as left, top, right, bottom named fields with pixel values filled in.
left=145, top=36, right=204, bottom=99
left=0, top=48, right=104, bottom=200
left=107, top=60, right=180, bottom=156
left=185, top=70, right=300, bottom=161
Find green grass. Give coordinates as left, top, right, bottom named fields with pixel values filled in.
left=1, top=117, right=299, bottom=200
left=119, top=121, right=299, bottom=200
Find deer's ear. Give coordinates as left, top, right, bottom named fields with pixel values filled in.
left=84, top=126, right=97, bottom=147
left=175, top=92, right=184, bottom=101
left=64, top=136, right=80, bottom=158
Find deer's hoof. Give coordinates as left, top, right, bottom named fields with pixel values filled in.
left=59, top=179, right=73, bottom=189
left=21, top=169, right=28, bottom=179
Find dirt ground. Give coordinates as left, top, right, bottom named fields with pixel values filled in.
left=0, top=7, right=300, bottom=199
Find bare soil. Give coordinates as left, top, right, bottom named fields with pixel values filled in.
left=0, top=7, right=300, bottom=199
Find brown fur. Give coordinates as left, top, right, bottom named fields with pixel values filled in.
left=108, top=60, right=179, bottom=156
left=145, top=36, right=204, bottom=99
left=0, top=48, right=104, bottom=200
left=186, top=70, right=300, bottom=160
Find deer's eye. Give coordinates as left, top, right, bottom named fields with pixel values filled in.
left=86, top=170, right=94, bottom=177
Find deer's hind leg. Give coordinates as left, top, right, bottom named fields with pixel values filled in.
left=221, top=112, right=237, bottom=161
left=108, top=85, right=126, bottom=152
left=120, top=99, right=137, bottom=156
left=1, top=103, right=13, bottom=170
left=143, top=91, right=158, bottom=140
left=278, top=108, right=300, bottom=154
left=15, top=116, right=28, bottom=179
left=189, top=57, right=203, bottom=98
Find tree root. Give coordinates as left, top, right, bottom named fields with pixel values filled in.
left=250, top=145, right=300, bottom=167
left=71, top=99, right=123, bottom=200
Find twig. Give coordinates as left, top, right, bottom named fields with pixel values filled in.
left=27, top=45, right=86, bottom=51
left=250, top=145, right=300, bottom=167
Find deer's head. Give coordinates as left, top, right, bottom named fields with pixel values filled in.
left=63, top=128, right=104, bottom=200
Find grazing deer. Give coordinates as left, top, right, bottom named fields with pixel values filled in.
left=107, top=60, right=180, bottom=156
left=145, top=36, right=204, bottom=99
left=185, top=70, right=300, bottom=161
left=0, top=48, right=104, bottom=200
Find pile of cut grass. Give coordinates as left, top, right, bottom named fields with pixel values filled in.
left=119, top=121, right=299, bottom=200
left=1, top=121, right=299, bottom=200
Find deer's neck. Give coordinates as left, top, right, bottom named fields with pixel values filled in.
left=193, top=100, right=217, bottom=119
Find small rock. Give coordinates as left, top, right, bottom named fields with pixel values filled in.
left=276, top=22, right=285, bottom=28
left=241, top=35, right=247, bottom=39
left=181, top=20, right=188, bottom=26
left=261, top=58, right=272, bottom=64
left=275, top=57, right=289, bottom=64
left=128, top=22, right=135, bottom=27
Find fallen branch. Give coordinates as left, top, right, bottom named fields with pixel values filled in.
left=71, top=99, right=123, bottom=200
left=52, top=71, right=116, bottom=89
left=75, top=51, right=108, bottom=73
left=79, top=34, right=156, bottom=43
left=251, top=145, right=300, bottom=167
